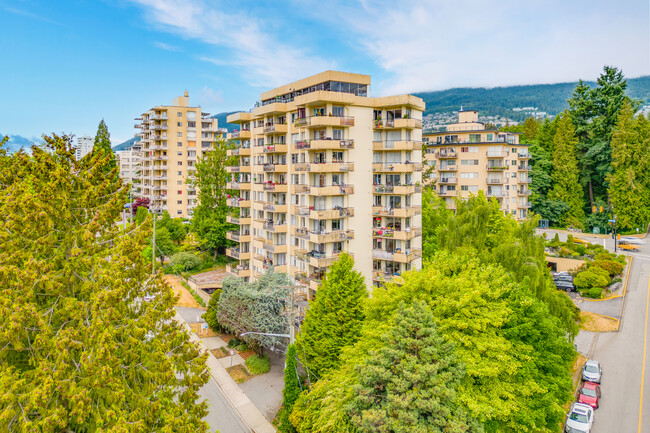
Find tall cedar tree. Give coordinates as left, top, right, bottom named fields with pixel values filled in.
left=347, top=301, right=481, bottom=433
left=92, top=119, right=117, bottom=178
left=607, top=102, right=650, bottom=230
left=522, top=116, right=540, bottom=142
left=189, top=137, right=237, bottom=257
left=295, top=253, right=368, bottom=378
left=0, top=135, right=209, bottom=431
left=277, top=344, right=301, bottom=433
left=549, top=114, right=585, bottom=227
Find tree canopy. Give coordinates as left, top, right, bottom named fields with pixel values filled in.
left=0, top=135, right=209, bottom=431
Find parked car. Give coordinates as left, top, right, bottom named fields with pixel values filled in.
left=578, top=381, right=601, bottom=409
left=565, top=402, right=594, bottom=433
left=582, top=360, right=602, bottom=384
left=554, top=274, right=574, bottom=282
left=555, top=281, right=576, bottom=292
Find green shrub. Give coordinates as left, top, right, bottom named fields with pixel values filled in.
left=567, top=234, right=575, bottom=246
left=580, top=287, right=603, bottom=298
left=574, top=267, right=610, bottom=290
left=576, top=245, right=587, bottom=256
left=594, top=252, right=614, bottom=261
left=203, top=289, right=222, bottom=332
left=571, top=252, right=580, bottom=258
left=558, top=246, right=571, bottom=258
left=170, top=252, right=201, bottom=271
left=227, top=338, right=247, bottom=350
left=612, top=277, right=622, bottom=284
left=593, top=259, right=624, bottom=277
left=246, top=354, right=271, bottom=375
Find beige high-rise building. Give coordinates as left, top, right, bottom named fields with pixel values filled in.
left=423, top=110, right=531, bottom=219
left=134, top=92, right=225, bottom=217
left=225, top=71, right=424, bottom=296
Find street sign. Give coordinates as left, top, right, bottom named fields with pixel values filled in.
left=608, top=219, right=616, bottom=223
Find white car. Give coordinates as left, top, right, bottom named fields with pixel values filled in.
left=582, top=360, right=602, bottom=384
left=565, top=402, right=594, bottom=433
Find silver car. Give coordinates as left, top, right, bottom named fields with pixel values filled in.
left=582, top=360, right=602, bottom=384
left=565, top=402, right=594, bottom=433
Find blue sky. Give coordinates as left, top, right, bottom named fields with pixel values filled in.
left=1, top=0, right=648, bottom=145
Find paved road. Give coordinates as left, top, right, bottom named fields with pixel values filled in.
left=589, top=244, right=650, bottom=433
left=175, top=307, right=251, bottom=433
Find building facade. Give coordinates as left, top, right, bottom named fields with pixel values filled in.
left=423, top=110, right=531, bottom=219
left=225, top=71, right=424, bottom=296
left=116, top=144, right=141, bottom=187
left=74, top=136, right=93, bottom=160
left=133, top=92, right=225, bottom=217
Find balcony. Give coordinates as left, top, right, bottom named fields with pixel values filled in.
left=263, top=124, right=288, bottom=134
left=263, top=221, right=288, bottom=233
left=518, top=153, right=530, bottom=159
left=486, top=151, right=509, bottom=158
left=295, top=115, right=355, bottom=128
left=262, top=144, right=288, bottom=153
left=434, top=150, right=458, bottom=158
left=373, top=227, right=422, bottom=241
left=226, top=248, right=251, bottom=260
left=373, top=140, right=422, bottom=151
left=261, top=202, right=288, bottom=213
left=487, top=165, right=508, bottom=171
left=373, top=118, right=422, bottom=129
left=372, top=206, right=422, bottom=218
left=373, top=271, right=405, bottom=285
left=487, top=178, right=505, bottom=184
left=307, top=207, right=354, bottom=219
left=437, top=178, right=457, bottom=184
left=518, top=202, right=532, bottom=208
left=309, top=185, right=354, bottom=196
left=294, top=184, right=311, bottom=193
left=309, top=229, right=354, bottom=244
left=262, top=163, right=288, bottom=173
left=262, top=242, right=287, bottom=254
left=309, top=162, right=354, bottom=173
left=373, top=184, right=420, bottom=194
left=517, top=165, right=531, bottom=171
left=261, top=182, right=288, bottom=192
left=227, top=147, right=252, bottom=157
left=226, top=215, right=251, bottom=225
left=226, top=263, right=251, bottom=278
left=227, top=130, right=251, bottom=140
left=517, top=189, right=532, bottom=196
left=297, top=139, right=355, bottom=151
left=486, top=192, right=505, bottom=198
left=437, top=165, right=457, bottom=172
left=227, top=198, right=251, bottom=207
left=151, top=124, right=168, bottom=131
left=309, top=252, right=352, bottom=268
left=293, top=163, right=310, bottom=172
left=226, top=181, right=251, bottom=190
left=519, top=178, right=532, bottom=184
left=226, top=231, right=251, bottom=242
left=372, top=162, right=423, bottom=173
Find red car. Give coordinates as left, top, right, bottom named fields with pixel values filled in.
left=578, top=381, right=601, bottom=409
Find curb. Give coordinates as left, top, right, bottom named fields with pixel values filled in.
left=174, top=312, right=276, bottom=433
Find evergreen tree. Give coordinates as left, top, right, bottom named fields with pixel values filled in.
left=295, top=253, right=368, bottom=378
left=347, top=301, right=481, bottom=433
left=277, top=344, right=301, bottom=433
left=92, top=119, right=117, bottom=177
left=522, top=116, right=540, bottom=143
left=0, top=134, right=209, bottom=431
left=190, top=137, right=237, bottom=257
left=203, top=289, right=223, bottom=332
left=607, top=102, right=650, bottom=230
left=549, top=114, right=585, bottom=227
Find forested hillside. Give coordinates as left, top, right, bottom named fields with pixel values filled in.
left=415, top=75, right=650, bottom=120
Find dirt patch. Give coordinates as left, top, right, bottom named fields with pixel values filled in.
left=238, top=349, right=256, bottom=360
left=189, top=323, right=220, bottom=338
left=211, top=347, right=229, bottom=359
left=227, top=364, right=253, bottom=384
left=580, top=311, right=619, bottom=332
left=164, top=275, right=204, bottom=309
left=219, top=333, right=237, bottom=345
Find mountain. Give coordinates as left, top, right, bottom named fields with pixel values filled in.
left=414, top=75, right=650, bottom=121
left=112, top=136, right=141, bottom=151
left=212, top=111, right=242, bottom=132
left=0, top=134, right=41, bottom=153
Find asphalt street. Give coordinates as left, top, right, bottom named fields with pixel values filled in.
left=176, top=306, right=251, bottom=433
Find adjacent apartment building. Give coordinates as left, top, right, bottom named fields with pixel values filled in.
left=74, top=136, right=93, bottom=160
left=225, top=71, right=424, bottom=296
left=423, top=110, right=531, bottom=219
left=133, top=92, right=225, bottom=217
left=116, top=142, right=142, bottom=187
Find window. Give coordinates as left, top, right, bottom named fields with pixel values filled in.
left=177, top=161, right=183, bottom=166
left=177, top=112, right=182, bottom=117
left=332, top=173, right=341, bottom=185
left=461, top=185, right=479, bottom=192
left=177, top=122, right=182, bottom=127
left=469, top=134, right=481, bottom=143
left=511, top=160, right=517, bottom=165
left=333, top=128, right=344, bottom=140
left=487, top=133, right=493, bottom=141
left=460, top=159, right=479, bottom=166
left=332, top=219, right=342, bottom=230
left=177, top=200, right=182, bottom=205
left=177, top=171, right=182, bottom=175
left=177, top=151, right=182, bottom=156
left=460, top=172, right=479, bottom=178
left=178, top=190, right=183, bottom=195
left=177, top=142, right=182, bottom=147
left=512, top=148, right=517, bottom=153
left=177, top=210, right=182, bottom=215
left=177, top=181, right=182, bottom=185
left=332, top=106, right=344, bottom=117
left=177, top=132, right=182, bottom=137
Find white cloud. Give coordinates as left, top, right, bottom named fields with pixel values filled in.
left=129, top=0, right=335, bottom=88
left=200, top=86, right=223, bottom=104
left=153, top=41, right=181, bottom=52
left=300, top=0, right=649, bottom=95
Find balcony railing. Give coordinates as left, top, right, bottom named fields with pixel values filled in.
left=487, top=178, right=505, bottom=184
left=438, top=178, right=457, bottom=184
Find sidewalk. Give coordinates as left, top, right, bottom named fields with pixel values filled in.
left=175, top=311, right=276, bottom=433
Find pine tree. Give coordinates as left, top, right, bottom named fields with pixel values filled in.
left=277, top=344, right=301, bottom=433
left=549, top=114, right=585, bottom=227
left=92, top=119, right=117, bottom=176
left=295, top=253, right=367, bottom=378
left=0, top=134, right=209, bottom=431
left=522, top=116, right=539, bottom=142
left=347, top=301, right=481, bottom=433
left=607, top=102, right=650, bottom=230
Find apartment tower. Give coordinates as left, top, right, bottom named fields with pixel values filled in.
left=423, top=110, right=531, bottom=219
left=134, top=92, right=225, bottom=217
left=225, top=71, right=424, bottom=297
